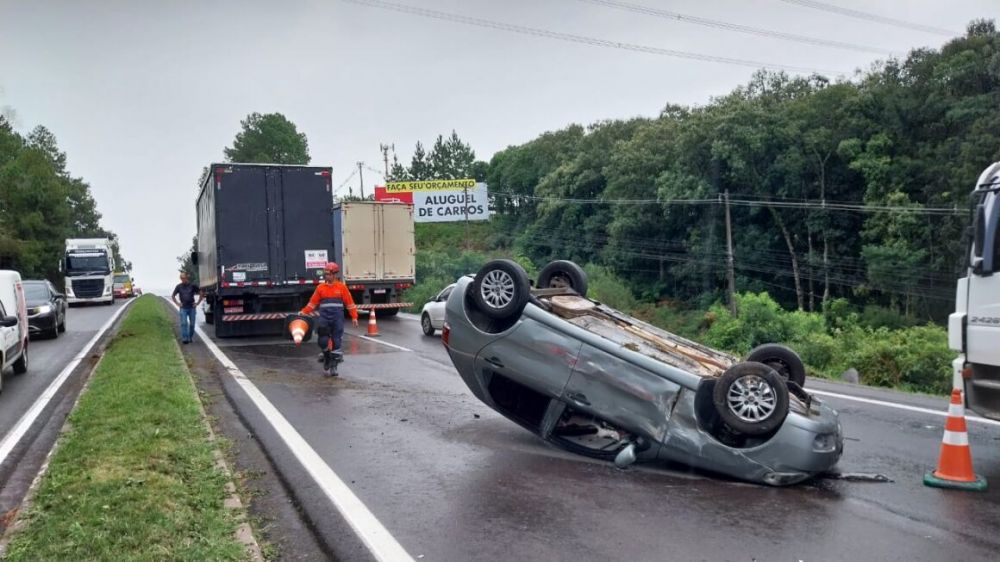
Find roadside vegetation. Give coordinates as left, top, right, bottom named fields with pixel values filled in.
left=4, top=296, right=247, bottom=561
left=0, top=116, right=129, bottom=278
left=400, top=22, right=999, bottom=395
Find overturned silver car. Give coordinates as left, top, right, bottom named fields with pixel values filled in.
left=443, top=259, right=844, bottom=486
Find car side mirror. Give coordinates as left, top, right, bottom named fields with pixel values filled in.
left=1, top=316, right=18, bottom=328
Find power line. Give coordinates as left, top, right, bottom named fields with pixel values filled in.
left=776, top=0, right=959, bottom=37
left=341, top=0, right=848, bottom=75
left=489, top=191, right=964, bottom=215
left=573, top=0, right=895, bottom=55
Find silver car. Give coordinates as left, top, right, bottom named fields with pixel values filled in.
left=443, top=259, right=843, bottom=486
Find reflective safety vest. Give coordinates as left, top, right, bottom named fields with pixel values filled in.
left=301, top=281, right=358, bottom=321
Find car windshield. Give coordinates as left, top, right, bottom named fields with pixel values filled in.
left=23, top=283, right=50, bottom=301
left=114, top=274, right=130, bottom=283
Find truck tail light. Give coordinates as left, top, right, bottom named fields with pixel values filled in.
left=442, top=322, right=450, bottom=347
left=395, top=283, right=412, bottom=289
left=349, top=284, right=365, bottom=290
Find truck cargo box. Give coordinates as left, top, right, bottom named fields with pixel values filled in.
left=332, top=202, right=415, bottom=283
left=196, top=163, right=333, bottom=337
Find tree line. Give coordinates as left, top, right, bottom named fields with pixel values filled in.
left=481, top=20, right=999, bottom=321
left=0, top=117, right=128, bottom=282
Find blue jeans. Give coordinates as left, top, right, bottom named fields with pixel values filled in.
left=179, top=307, right=196, bottom=342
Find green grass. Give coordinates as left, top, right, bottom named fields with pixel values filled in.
left=4, top=296, right=247, bottom=562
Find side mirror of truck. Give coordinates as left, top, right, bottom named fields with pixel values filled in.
left=191, top=252, right=199, bottom=266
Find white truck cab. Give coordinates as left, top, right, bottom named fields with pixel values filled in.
left=949, top=161, right=1000, bottom=420
left=64, top=238, right=115, bottom=305
left=0, top=270, right=30, bottom=388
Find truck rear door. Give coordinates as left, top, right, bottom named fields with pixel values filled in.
left=379, top=204, right=415, bottom=281
left=279, top=167, right=333, bottom=281
left=341, top=203, right=378, bottom=281
left=217, top=167, right=270, bottom=284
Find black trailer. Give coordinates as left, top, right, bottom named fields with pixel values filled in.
left=194, top=163, right=334, bottom=337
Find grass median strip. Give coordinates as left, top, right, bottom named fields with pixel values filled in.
left=4, top=296, right=248, bottom=561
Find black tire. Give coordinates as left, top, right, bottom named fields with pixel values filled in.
left=713, top=362, right=789, bottom=436
left=421, top=313, right=435, bottom=336
left=746, top=343, right=807, bottom=388
left=471, top=259, right=530, bottom=320
left=380, top=308, right=399, bottom=317
left=58, top=313, right=66, bottom=333
left=12, top=346, right=28, bottom=375
left=537, top=260, right=588, bottom=297
left=48, top=321, right=59, bottom=339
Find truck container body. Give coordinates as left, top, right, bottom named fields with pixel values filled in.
left=332, top=202, right=415, bottom=314
left=64, top=238, right=115, bottom=305
left=196, top=163, right=335, bottom=337
left=948, top=161, right=1000, bottom=420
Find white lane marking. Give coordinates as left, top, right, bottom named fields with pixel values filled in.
left=810, top=389, right=1000, bottom=427
left=0, top=302, right=131, bottom=465
left=357, top=334, right=413, bottom=352
left=169, top=300, right=413, bottom=562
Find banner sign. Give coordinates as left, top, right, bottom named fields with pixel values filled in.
left=376, top=179, right=490, bottom=223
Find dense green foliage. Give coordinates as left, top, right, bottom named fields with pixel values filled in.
left=703, top=292, right=951, bottom=393
left=223, top=112, right=310, bottom=165
left=0, top=118, right=127, bottom=282
left=401, top=25, right=998, bottom=393
left=483, top=21, right=999, bottom=320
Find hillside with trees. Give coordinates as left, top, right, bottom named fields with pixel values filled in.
left=0, top=117, right=128, bottom=281
left=403, top=21, right=999, bottom=394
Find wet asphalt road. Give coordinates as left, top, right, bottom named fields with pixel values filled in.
left=197, top=312, right=1000, bottom=562
left=0, top=301, right=125, bottom=436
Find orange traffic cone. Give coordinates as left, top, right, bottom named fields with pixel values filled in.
left=367, top=309, right=380, bottom=337
left=924, top=389, right=987, bottom=491
left=289, top=318, right=309, bottom=346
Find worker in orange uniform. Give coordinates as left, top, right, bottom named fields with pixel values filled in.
left=300, top=262, right=359, bottom=376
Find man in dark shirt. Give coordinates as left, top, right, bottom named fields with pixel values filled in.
left=171, top=272, right=201, bottom=344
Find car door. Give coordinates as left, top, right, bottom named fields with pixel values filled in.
left=430, top=285, right=454, bottom=327
left=562, top=344, right=682, bottom=443
left=0, top=300, right=13, bottom=367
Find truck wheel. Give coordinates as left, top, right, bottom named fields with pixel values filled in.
left=713, top=362, right=789, bottom=436
left=204, top=302, right=215, bottom=325
left=13, top=346, right=28, bottom=375
left=471, top=259, right=530, bottom=320
left=537, top=260, right=588, bottom=297
left=380, top=308, right=399, bottom=317
left=746, top=344, right=807, bottom=388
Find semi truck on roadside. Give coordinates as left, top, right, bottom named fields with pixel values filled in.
left=949, top=161, right=1000, bottom=420
left=64, top=238, right=115, bottom=305
left=194, top=163, right=415, bottom=338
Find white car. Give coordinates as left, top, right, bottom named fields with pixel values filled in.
left=0, top=270, right=30, bottom=389
left=420, top=283, right=456, bottom=336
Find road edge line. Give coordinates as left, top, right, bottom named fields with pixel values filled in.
left=810, top=389, right=1000, bottom=427
left=168, top=299, right=414, bottom=562
left=0, top=302, right=131, bottom=466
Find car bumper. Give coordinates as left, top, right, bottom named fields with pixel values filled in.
left=68, top=295, right=113, bottom=304
left=28, top=313, right=57, bottom=334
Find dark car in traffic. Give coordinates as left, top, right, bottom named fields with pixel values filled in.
left=24, top=280, right=67, bottom=339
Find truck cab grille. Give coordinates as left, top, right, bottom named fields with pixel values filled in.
left=72, top=278, right=105, bottom=298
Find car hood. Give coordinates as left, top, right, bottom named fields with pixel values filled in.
left=26, top=298, right=51, bottom=308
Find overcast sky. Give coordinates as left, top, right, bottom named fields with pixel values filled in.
left=0, top=0, right=994, bottom=293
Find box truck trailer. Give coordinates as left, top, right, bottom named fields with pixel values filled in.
left=194, top=163, right=415, bottom=338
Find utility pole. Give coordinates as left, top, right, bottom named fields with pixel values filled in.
left=463, top=183, right=470, bottom=249
left=379, top=143, right=394, bottom=178
left=357, top=161, right=365, bottom=199
left=724, top=190, right=737, bottom=316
